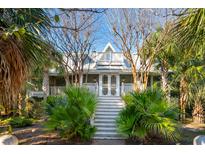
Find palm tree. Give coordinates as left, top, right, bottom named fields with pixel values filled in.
left=171, top=45, right=205, bottom=122
left=189, top=78, right=205, bottom=123
left=0, top=9, right=55, bottom=114
left=146, top=22, right=177, bottom=100
left=172, top=9, right=205, bottom=121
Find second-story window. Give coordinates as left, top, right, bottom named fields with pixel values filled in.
left=105, top=52, right=111, bottom=61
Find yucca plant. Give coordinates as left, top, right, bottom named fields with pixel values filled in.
left=44, top=86, right=97, bottom=141
left=117, top=89, right=180, bottom=143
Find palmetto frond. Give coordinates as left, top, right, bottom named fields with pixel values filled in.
left=0, top=9, right=56, bottom=112
left=117, top=89, right=180, bottom=142
left=44, top=86, right=97, bottom=140
left=173, top=9, right=205, bottom=50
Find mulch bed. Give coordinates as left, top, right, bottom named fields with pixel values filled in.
left=1, top=120, right=91, bottom=145
left=1, top=119, right=204, bottom=145
left=125, top=122, right=205, bottom=145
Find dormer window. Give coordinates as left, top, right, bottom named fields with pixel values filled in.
left=101, top=45, right=114, bottom=62
left=97, top=43, right=123, bottom=67
left=104, top=51, right=111, bottom=61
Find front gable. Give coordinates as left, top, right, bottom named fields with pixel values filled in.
left=97, top=43, right=124, bottom=70
left=100, top=43, right=116, bottom=62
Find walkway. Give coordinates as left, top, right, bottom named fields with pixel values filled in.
left=92, top=139, right=125, bottom=145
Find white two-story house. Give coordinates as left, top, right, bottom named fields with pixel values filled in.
left=29, top=43, right=162, bottom=139
left=47, top=43, right=161, bottom=97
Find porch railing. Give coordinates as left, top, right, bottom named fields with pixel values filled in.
left=50, top=86, right=65, bottom=95
left=121, top=83, right=133, bottom=95
left=50, top=84, right=98, bottom=96
left=83, top=83, right=98, bottom=95
left=49, top=83, right=134, bottom=96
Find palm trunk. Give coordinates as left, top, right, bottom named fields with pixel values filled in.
left=42, top=67, right=49, bottom=99
left=17, top=93, right=22, bottom=115
left=161, top=62, right=169, bottom=101
left=192, top=100, right=204, bottom=124
left=179, top=76, right=188, bottom=122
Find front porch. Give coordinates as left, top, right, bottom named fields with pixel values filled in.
left=49, top=73, right=158, bottom=96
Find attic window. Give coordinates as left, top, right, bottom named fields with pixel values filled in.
left=107, top=52, right=111, bottom=61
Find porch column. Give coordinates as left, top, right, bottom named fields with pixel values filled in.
left=108, top=75, right=111, bottom=96
left=96, top=82, right=98, bottom=96
left=116, top=75, right=120, bottom=96
left=99, top=74, right=102, bottom=96
left=80, top=75, right=83, bottom=86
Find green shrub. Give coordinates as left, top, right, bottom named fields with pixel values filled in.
left=9, top=116, right=33, bottom=128
left=25, top=97, right=45, bottom=119
left=122, top=93, right=134, bottom=105
left=117, top=89, right=180, bottom=142
left=44, top=95, right=66, bottom=116
left=44, top=86, right=97, bottom=141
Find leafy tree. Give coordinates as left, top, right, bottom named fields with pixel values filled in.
left=107, top=9, right=163, bottom=91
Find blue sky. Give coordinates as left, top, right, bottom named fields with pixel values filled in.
left=91, top=9, right=169, bottom=52
left=50, top=9, right=170, bottom=53
left=91, top=13, right=116, bottom=52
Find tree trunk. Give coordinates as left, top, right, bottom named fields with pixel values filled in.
left=79, top=73, right=83, bottom=86
left=64, top=74, right=70, bottom=86
left=192, top=100, right=204, bottom=124
left=42, top=67, right=49, bottom=99
left=75, top=74, right=78, bottom=86
left=161, top=62, right=169, bottom=101
left=179, top=76, right=188, bottom=122
left=132, top=64, right=139, bottom=92
left=142, top=72, right=149, bottom=91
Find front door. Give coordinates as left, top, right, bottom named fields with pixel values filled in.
left=99, top=74, right=119, bottom=96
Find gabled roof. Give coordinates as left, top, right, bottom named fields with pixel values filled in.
left=101, top=42, right=116, bottom=53
left=49, top=43, right=159, bottom=74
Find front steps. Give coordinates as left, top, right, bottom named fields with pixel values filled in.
left=93, top=96, right=125, bottom=139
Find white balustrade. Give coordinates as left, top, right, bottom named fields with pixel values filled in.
left=50, top=86, right=65, bottom=95
left=83, top=83, right=98, bottom=95
left=121, top=83, right=133, bottom=95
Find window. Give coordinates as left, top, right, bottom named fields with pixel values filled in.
left=102, top=75, right=108, bottom=95
left=106, top=52, right=111, bottom=61
left=111, top=75, right=116, bottom=96
left=103, top=75, right=108, bottom=84
left=102, top=52, right=111, bottom=61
